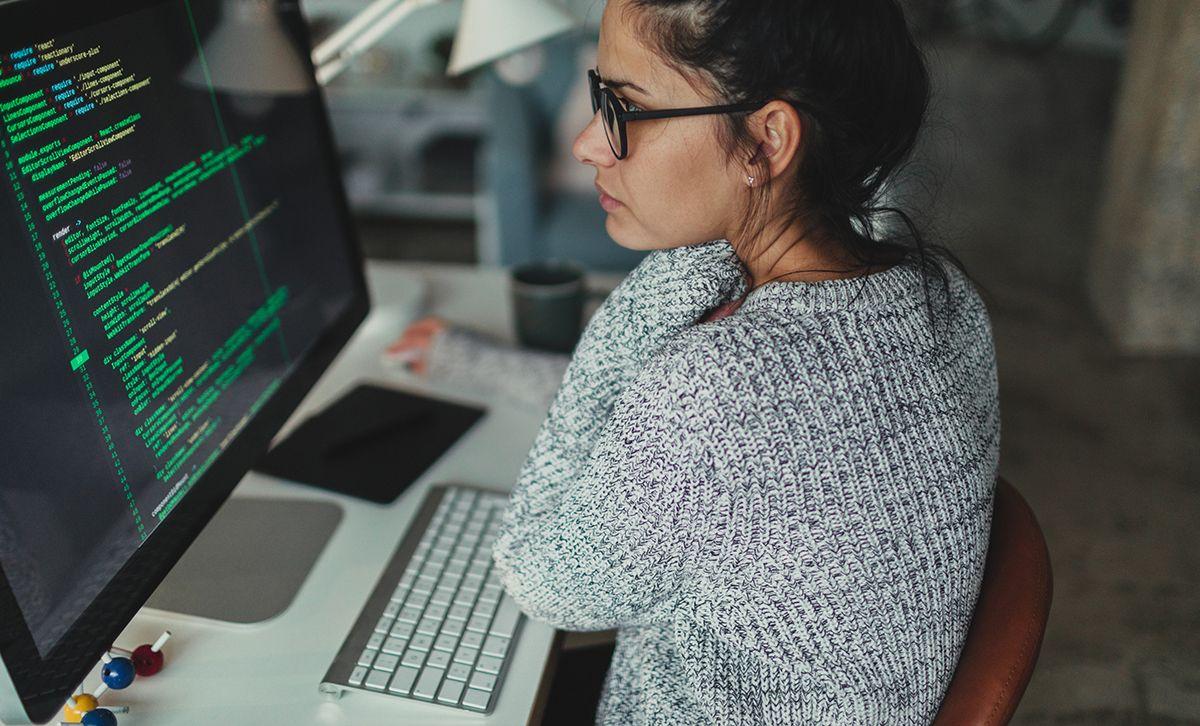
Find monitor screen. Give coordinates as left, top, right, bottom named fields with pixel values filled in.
left=0, top=0, right=367, bottom=720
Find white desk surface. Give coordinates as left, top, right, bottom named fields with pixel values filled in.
left=58, top=261, right=623, bottom=726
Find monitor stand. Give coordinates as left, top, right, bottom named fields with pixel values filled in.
left=145, top=497, right=342, bottom=624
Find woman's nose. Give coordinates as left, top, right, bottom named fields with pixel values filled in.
left=573, top=111, right=616, bottom=167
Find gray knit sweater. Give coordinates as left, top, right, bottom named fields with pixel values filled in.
left=429, top=239, right=1000, bottom=724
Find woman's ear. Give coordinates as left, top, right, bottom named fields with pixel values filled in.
left=749, top=100, right=803, bottom=182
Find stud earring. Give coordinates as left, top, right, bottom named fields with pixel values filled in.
left=746, top=175, right=756, bottom=187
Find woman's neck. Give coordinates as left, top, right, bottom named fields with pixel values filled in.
left=734, top=219, right=867, bottom=289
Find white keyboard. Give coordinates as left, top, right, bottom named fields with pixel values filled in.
left=320, top=484, right=524, bottom=713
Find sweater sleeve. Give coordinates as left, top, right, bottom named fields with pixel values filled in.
left=422, top=326, right=570, bottom=412
left=491, top=240, right=748, bottom=631
left=494, top=241, right=746, bottom=533
left=490, top=337, right=718, bottom=631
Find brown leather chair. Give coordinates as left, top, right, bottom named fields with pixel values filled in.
left=933, top=477, right=1053, bottom=725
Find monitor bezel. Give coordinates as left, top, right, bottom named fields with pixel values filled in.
left=0, top=0, right=370, bottom=721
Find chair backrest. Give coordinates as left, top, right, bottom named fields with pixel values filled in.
left=933, top=477, right=1053, bottom=725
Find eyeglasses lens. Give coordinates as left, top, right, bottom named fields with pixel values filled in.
left=589, top=71, right=625, bottom=159
left=601, top=96, right=622, bottom=157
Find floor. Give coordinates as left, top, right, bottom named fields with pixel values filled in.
left=352, top=37, right=1200, bottom=725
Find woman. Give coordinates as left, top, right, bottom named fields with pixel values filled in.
left=392, top=0, right=999, bottom=723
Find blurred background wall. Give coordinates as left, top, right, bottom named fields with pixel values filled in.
left=302, top=0, right=1200, bottom=721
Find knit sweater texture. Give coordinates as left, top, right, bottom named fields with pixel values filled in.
left=428, top=239, right=1000, bottom=724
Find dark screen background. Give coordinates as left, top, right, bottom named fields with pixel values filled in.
left=0, top=0, right=358, bottom=654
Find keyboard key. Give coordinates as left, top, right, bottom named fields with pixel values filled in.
left=437, top=678, right=465, bottom=705
left=404, top=591, right=430, bottom=609
left=447, top=663, right=471, bottom=681
left=412, top=667, right=445, bottom=700
left=467, top=614, right=491, bottom=633
left=481, top=635, right=509, bottom=659
left=472, top=598, right=497, bottom=619
left=461, top=687, right=491, bottom=712
left=416, top=617, right=441, bottom=636
left=374, top=616, right=394, bottom=634
left=453, top=645, right=479, bottom=665
left=447, top=604, right=471, bottom=620
left=397, top=606, right=423, bottom=623
left=412, top=575, right=438, bottom=594
left=388, top=666, right=419, bottom=695
left=469, top=672, right=497, bottom=692
left=366, top=632, right=384, bottom=650
left=365, top=668, right=391, bottom=691
left=389, top=621, right=415, bottom=639
left=441, top=618, right=465, bottom=637
left=431, top=587, right=455, bottom=606
left=373, top=653, right=399, bottom=672
left=348, top=666, right=367, bottom=686
left=357, top=648, right=378, bottom=668
left=383, top=601, right=400, bottom=618
left=424, top=603, right=448, bottom=621
left=409, top=634, right=434, bottom=652
left=433, top=633, right=458, bottom=652
left=475, top=654, right=503, bottom=674
left=426, top=650, right=451, bottom=669
left=479, top=585, right=503, bottom=603
left=382, top=637, right=407, bottom=655
left=400, top=649, right=425, bottom=669
left=461, top=631, right=484, bottom=649
left=490, top=597, right=521, bottom=638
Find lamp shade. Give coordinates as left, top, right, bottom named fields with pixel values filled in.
left=183, top=0, right=313, bottom=94
left=447, top=0, right=578, bottom=76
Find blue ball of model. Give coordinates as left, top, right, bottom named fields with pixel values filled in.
left=100, top=656, right=135, bottom=690
left=81, top=708, right=118, bottom=726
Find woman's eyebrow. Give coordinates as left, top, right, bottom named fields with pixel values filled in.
left=597, top=68, right=652, bottom=97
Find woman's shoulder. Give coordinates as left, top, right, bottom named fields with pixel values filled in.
left=624, top=321, right=802, bottom=416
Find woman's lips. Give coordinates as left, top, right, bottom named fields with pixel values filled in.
left=596, top=183, right=623, bottom=212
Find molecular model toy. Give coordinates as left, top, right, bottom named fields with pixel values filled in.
left=60, top=631, right=171, bottom=725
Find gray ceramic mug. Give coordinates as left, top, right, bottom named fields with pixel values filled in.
left=510, top=259, right=586, bottom=353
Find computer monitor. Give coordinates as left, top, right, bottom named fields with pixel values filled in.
left=0, top=0, right=368, bottom=721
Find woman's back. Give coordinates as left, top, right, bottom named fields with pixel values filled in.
left=491, top=242, right=999, bottom=724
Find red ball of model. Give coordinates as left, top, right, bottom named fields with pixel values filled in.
left=130, top=631, right=171, bottom=676
left=130, top=645, right=163, bottom=676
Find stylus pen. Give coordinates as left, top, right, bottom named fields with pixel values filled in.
left=323, top=410, right=434, bottom=459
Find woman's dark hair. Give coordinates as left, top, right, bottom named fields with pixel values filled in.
left=623, top=0, right=978, bottom=327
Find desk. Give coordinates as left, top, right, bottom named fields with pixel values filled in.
left=62, top=261, right=623, bottom=726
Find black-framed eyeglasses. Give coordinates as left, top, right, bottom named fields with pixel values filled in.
left=588, top=69, right=765, bottom=160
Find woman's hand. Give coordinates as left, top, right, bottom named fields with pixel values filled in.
left=384, top=316, right=447, bottom=375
